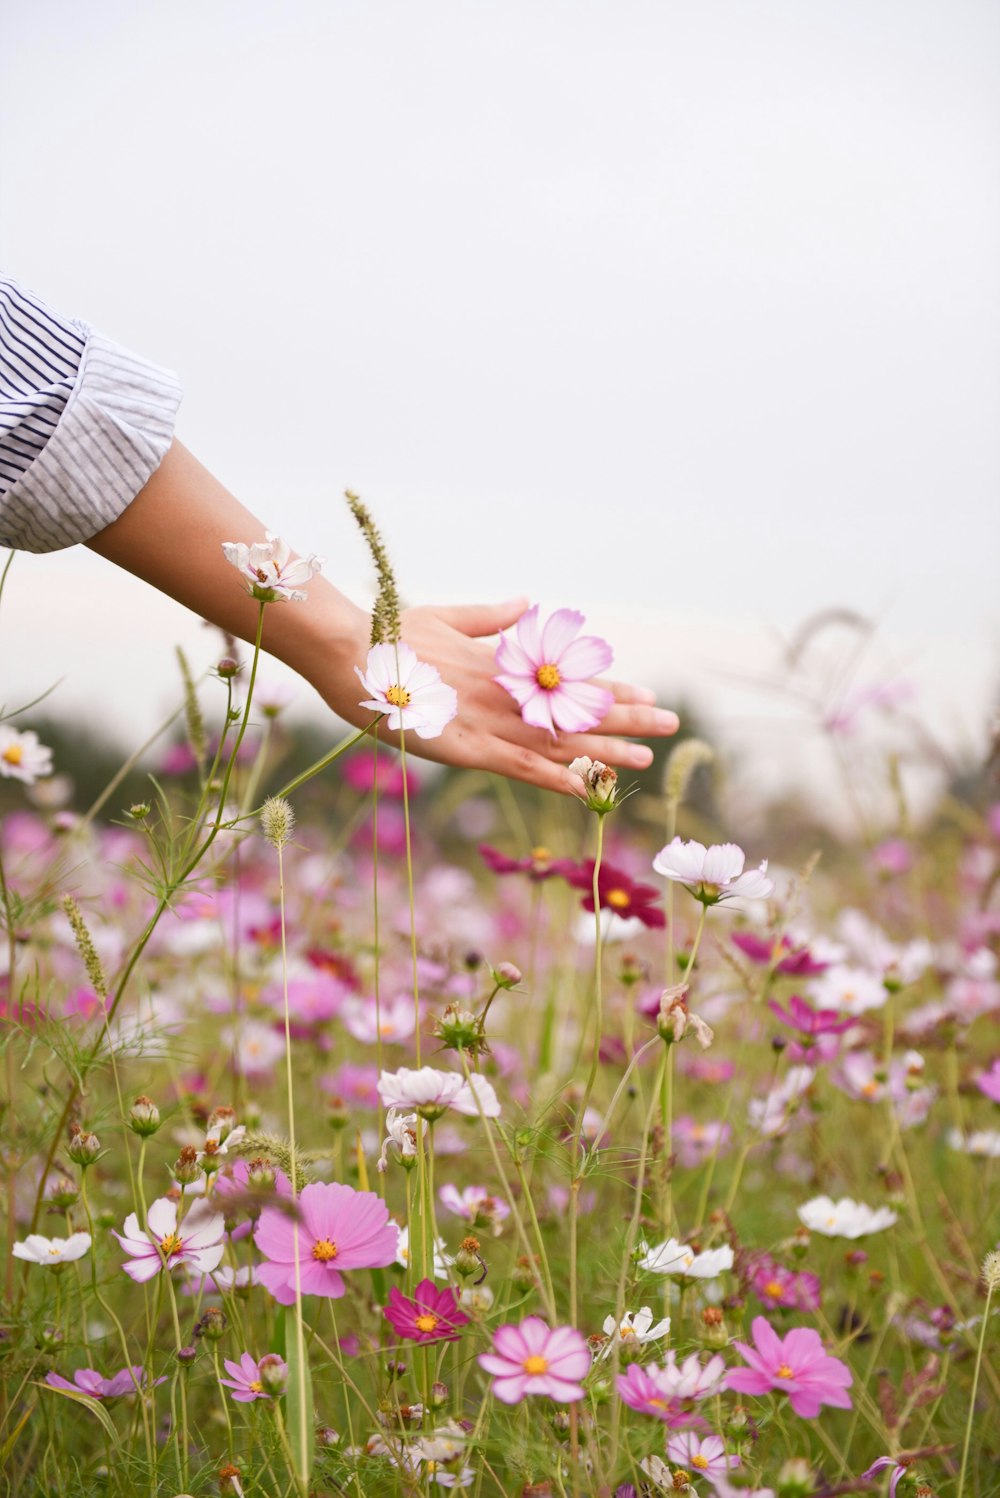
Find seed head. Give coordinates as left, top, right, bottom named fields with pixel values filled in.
left=260, top=796, right=295, bottom=849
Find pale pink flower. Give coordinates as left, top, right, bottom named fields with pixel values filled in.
left=355, top=642, right=457, bottom=738
left=478, top=1317, right=591, bottom=1403
left=377, top=1066, right=500, bottom=1120
left=113, top=1198, right=225, bottom=1282
left=494, top=605, right=613, bottom=736
left=13, top=1232, right=91, bottom=1266
left=666, top=1432, right=741, bottom=1486
left=342, top=994, right=416, bottom=1045
left=222, top=533, right=323, bottom=602
left=652, top=839, right=773, bottom=904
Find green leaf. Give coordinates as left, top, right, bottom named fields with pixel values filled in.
left=285, top=1309, right=315, bottom=1488
left=34, top=1381, right=118, bottom=1441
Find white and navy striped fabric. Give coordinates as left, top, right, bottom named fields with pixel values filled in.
left=0, top=276, right=182, bottom=553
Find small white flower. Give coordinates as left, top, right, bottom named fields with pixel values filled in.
left=377, top=1106, right=419, bottom=1172
left=0, top=727, right=53, bottom=785
left=394, top=1224, right=453, bottom=1279
left=598, top=1306, right=670, bottom=1358
left=355, top=642, right=458, bottom=739
left=12, top=1232, right=92, bottom=1266
left=797, top=1195, right=898, bottom=1238
left=222, top=533, right=324, bottom=602
left=947, top=1127, right=1000, bottom=1159
left=638, top=1238, right=734, bottom=1279
left=652, top=838, right=773, bottom=905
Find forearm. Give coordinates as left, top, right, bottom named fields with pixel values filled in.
left=85, top=439, right=370, bottom=720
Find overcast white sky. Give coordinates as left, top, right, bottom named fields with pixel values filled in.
left=2, top=1, right=998, bottom=820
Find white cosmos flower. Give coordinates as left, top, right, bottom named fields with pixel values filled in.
left=355, top=642, right=458, bottom=739
left=652, top=838, right=773, bottom=905
left=797, top=1195, right=898, bottom=1238
left=947, top=1127, right=1000, bottom=1159
left=221, top=533, right=324, bottom=602
left=13, top=1232, right=91, bottom=1266
left=0, top=727, right=53, bottom=785
left=637, top=1238, right=734, bottom=1279
left=377, top=1066, right=500, bottom=1120
left=394, top=1225, right=453, bottom=1279
left=598, top=1306, right=671, bottom=1358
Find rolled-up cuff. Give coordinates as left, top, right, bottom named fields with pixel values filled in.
left=0, top=327, right=182, bottom=553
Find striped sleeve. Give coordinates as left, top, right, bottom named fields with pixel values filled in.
left=0, top=276, right=182, bottom=553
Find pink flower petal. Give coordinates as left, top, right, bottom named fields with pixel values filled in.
left=540, top=608, right=586, bottom=662
left=555, top=634, right=614, bottom=681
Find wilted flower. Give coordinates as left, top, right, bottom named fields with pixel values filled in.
left=0, top=727, right=53, bottom=784
left=222, top=533, right=323, bottom=602
left=652, top=839, right=774, bottom=905
left=656, top=987, right=714, bottom=1048
left=355, top=642, right=458, bottom=738
left=568, top=756, right=619, bottom=811
left=494, top=605, right=614, bottom=736
left=478, top=1318, right=591, bottom=1403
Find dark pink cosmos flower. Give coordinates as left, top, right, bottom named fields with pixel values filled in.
left=479, top=844, right=575, bottom=881
left=748, top=1254, right=822, bottom=1313
left=494, top=605, right=614, bottom=736
left=342, top=749, right=420, bottom=798
left=724, top=1317, right=852, bottom=1418
left=733, top=931, right=828, bottom=975
left=478, top=1317, right=591, bottom=1403
left=976, top=1059, right=1000, bottom=1104
left=254, top=1181, right=397, bottom=1304
left=219, top=1351, right=287, bottom=1402
left=769, top=994, right=854, bottom=1038
left=561, top=860, right=665, bottom=929
left=383, top=1277, right=470, bottom=1344
left=45, top=1366, right=165, bottom=1399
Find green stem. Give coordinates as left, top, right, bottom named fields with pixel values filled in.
left=957, top=1278, right=994, bottom=1496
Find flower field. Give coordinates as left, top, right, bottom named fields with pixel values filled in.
left=1, top=566, right=998, bottom=1497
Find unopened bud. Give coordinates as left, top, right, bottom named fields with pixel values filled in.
left=206, top=1106, right=238, bottom=1143
left=128, top=1096, right=161, bottom=1137
left=194, top=1308, right=227, bottom=1342
left=217, top=657, right=240, bottom=679
left=568, top=756, right=619, bottom=812
left=67, top=1126, right=101, bottom=1166
left=493, top=962, right=522, bottom=989
left=429, top=1380, right=448, bottom=1409
left=176, top=1344, right=198, bottom=1366
left=326, top=1096, right=350, bottom=1131
left=385, top=1358, right=407, bottom=1380
left=128, top=803, right=151, bottom=821
left=245, top=1157, right=276, bottom=1191
left=454, top=1236, right=483, bottom=1278
left=258, top=1353, right=288, bottom=1395
left=46, top=1175, right=79, bottom=1210
left=512, top=1255, right=538, bottom=1292
left=172, top=1146, right=201, bottom=1186
left=776, top=1458, right=815, bottom=1498
left=260, top=796, right=295, bottom=850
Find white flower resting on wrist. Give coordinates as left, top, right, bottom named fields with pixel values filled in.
left=221, top=533, right=324, bottom=602
left=356, top=642, right=458, bottom=739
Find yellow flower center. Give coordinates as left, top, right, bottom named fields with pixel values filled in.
left=48, top=1245, right=62, bottom=1256
left=692, top=1455, right=710, bottom=1470
left=385, top=684, right=411, bottom=707
left=606, top=889, right=630, bottom=909
left=159, top=1232, right=183, bottom=1256
left=2, top=744, right=23, bottom=766
left=535, top=664, right=561, bottom=691
left=523, top=1354, right=549, bottom=1375
left=764, top=1279, right=785, bottom=1300
left=777, top=1363, right=794, bottom=1380
left=415, top=1313, right=439, bottom=1333
left=648, top=1397, right=669, bottom=1409
left=249, top=1379, right=264, bottom=1393
left=531, top=845, right=552, bottom=862
left=861, top=1081, right=879, bottom=1098
left=312, top=1238, right=338, bottom=1261
left=620, top=1324, right=635, bottom=1338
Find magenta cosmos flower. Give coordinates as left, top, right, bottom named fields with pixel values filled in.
left=732, top=931, right=828, bottom=976
left=219, top=1352, right=287, bottom=1402
left=113, top=1198, right=225, bottom=1283
left=494, top=605, right=613, bottom=736
left=478, top=1317, right=591, bottom=1404
left=562, top=859, right=665, bottom=929
left=254, top=1181, right=397, bottom=1304
left=46, top=1366, right=164, bottom=1399
left=384, top=1277, right=470, bottom=1345
left=724, top=1316, right=852, bottom=1418
left=977, top=1058, right=1000, bottom=1104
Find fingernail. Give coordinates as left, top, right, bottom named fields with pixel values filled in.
left=654, top=709, right=679, bottom=731
left=636, top=688, right=657, bottom=704
left=630, top=745, right=653, bottom=767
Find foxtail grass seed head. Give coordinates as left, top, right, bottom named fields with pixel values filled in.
left=128, top=1095, right=161, bottom=1137
left=260, top=795, right=295, bottom=849
left=62, top=896, right=107, bottom=999
left=345, top=490, right=401, bottom=645
left=983, top=1249, right=1000, bottom=1291
left=176, top=645, right=206, bottom=770
left=568, top=755, right=619, bottom=812
left=663, top=736, right=714, bottom=816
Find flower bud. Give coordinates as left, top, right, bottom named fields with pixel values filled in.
left=217, top=657, right=240, bottom=679
left=37, top=1325, right=64, bottom=1354
left=434, top=1003, right=487, bottom=1055
left=326, top=1096, right=350, bottom=1131
left=127, top=803, right=151, bottom=821
left=206, top=1105, right=238, bottom=1143
left=67, top=1126, right=102, bottom=1166
left=453, top=1236, right=483, bottom=1279
left=177, top=1344, right=198, bottom=1366
left=257, top=1353, right=288, bottom=1396
left=512, top=1255, right=538, bottom=1293
left=568, top=756, right=619, bottom=812
left=428, top=1380, right=448, bottom=1410
left=493, top=962, right=522, bottom=989
left=776, top=1458, right=815, bottom=1498
left=245, top=1157, right=277, bottom=1191
left=385, top=1359, right=407, bottom=1380
left=318, top=1425, right=340, bottom=1447
left=194, top=1308, right=228, bottom=1342
left=172, top=1146, right=201, bottom=1186
left=699, top=1305, right=727, bottom=1347
left=128, top=1096, right=162, bottom=1137
left=45, top=1175, right=79, bottom=1210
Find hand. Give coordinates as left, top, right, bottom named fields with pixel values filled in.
left=322, top=597, right=680, bottom=795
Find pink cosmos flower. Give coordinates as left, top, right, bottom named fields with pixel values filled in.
left=653, top=839, right=774, bottom=905
left=561, top=860, right=665, bottom=929
left=343, top=749, right=419, bottom=798
left=45, top=1366, right=164, bottom=1399
left=113, top=1198, right=225, bottom=1283
left=254, top=1181, right=397, bottom=1304
left=615, top=1363, right=707, bottom=1427
left=748, top=1254, right=822, bottom=1313
left=219, top=1351, right=287, bottom=1402
left=724, top=1316, right=852, bottom=1418
left=672, top=1116, right=732, bottom=1168
left=977, top=1059, right=1000, bottom=1104
left=221, top=533, right=324, bottom=602
left=438, top=1183, right=510, bottom=1235
left=666, top=1432, right=741, bottom=1486
left=355, top=642, right=458, bottom=739
left=479, top=844, right=575, bottom=881
left=377, top=1065, right=500, bottom=1119
left=494, top=605, right=614, bottom=736
left=384, top=1277, right=470, bottom=1345
left=617, top=1350, right=726, bottom=1414
left=478, top=1317, right=591, bottom=1404
left=733, top=931, right=828, bottom=976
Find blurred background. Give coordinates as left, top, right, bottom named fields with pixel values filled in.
left=1, top=0, right=998, bottom=832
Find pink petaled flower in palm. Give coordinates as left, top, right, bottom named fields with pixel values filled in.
left=494, top=605, right=613, bottom=736
left=45, top=1366, right=165, bottom=1399
left=384, top=1277, right=470, bottom=1345
left=478, top=1318, right=591, bottom=1404
left=254, top=1181, right=397, bottom=1305
left=724, top=1316, right=852, bottom=1418
left=113, top=1198, right=225, bottom=1283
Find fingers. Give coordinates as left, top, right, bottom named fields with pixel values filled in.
left=594, top=677, right=661, bottom=708
left=431, top=598, right=531, bottom=639
left=597, top=701, right=680, bottom=738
